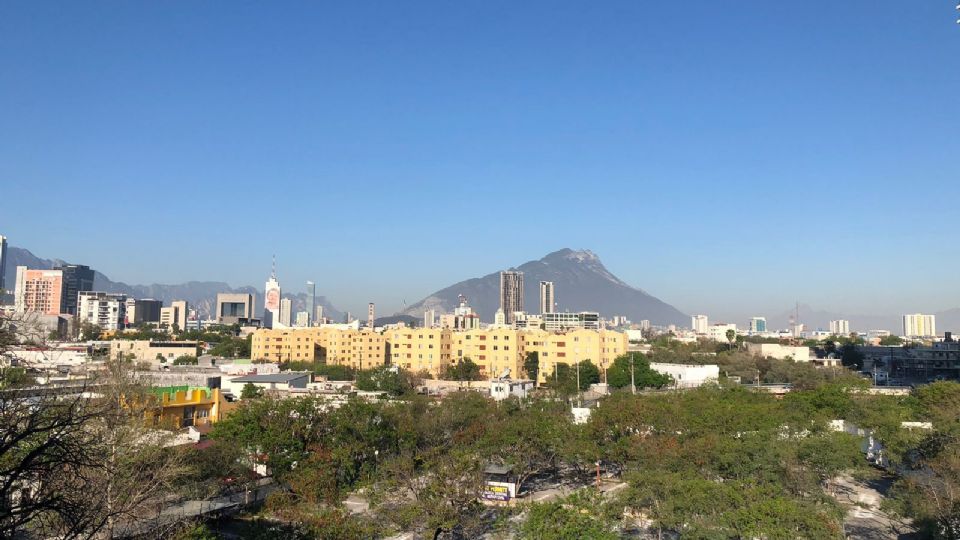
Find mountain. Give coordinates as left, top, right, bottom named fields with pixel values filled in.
left=2, top=246, right=343, bottom=321
left=402, top=248, right=689, bottom=326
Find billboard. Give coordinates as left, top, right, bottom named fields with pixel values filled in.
left=482, top=483, right=511, bottom=502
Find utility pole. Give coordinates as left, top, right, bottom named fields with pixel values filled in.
left=576, top=361, right=581, bottom=407
left=630, top=353, right=636, bottom=395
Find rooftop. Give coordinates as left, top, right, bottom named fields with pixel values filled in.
left=230, top=372, right=311, bottom=383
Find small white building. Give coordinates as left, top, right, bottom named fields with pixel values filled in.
left=706, top=323, right=737, bottom=342
left=224, top=371, right=311, bottom=397
left=745, top=343, right=811, bottom=361
left=650, top=363, right=720, bottom=388
left=489, top=379, right=535, bottom=401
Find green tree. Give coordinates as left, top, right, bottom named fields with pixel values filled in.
left=839, top=343, right=865, bottom=371
left=519, top=491, right=619, bottom=540
left=606, top=353, right=672, bottom=390
left=444, top=357, right=482, bottom=382
left=879, top=335, right=904, bottom=346
left=356, top=365, right=413, bottom=396
left=172, top=355, right=198, bottom=365
left=79, top=322, right=102, bottom=341
left=240, top=382, right=263, bottom=400
left=523, top=351, right=539, bottom=383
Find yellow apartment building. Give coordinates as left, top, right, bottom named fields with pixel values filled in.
left=451, top=328, right=523, bottom=379
left=250, top=327, right=387, bottom=370
left=519, top=328, right=627, bottom=384
left=386, top=327, right=454, bottom=377
left=146, top=386, right=226, bottom=428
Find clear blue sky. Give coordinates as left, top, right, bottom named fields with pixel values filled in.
left=2, top=1, right=958, bottom=320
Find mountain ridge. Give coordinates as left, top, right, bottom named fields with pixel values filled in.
left=402, top=248, right=689, bottom=326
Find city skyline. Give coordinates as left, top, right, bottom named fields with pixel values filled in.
left=2, top=2, right=959, bottom=320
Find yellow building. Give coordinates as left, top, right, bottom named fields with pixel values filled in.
left=250, top=327, right=387, bottom=370
left=386, top=328, right=454, bottom=377
left=450, top=328, right=523, bottom=379
left=519, top=329, right=627, bottom=384
left=147, top=386, right=226, bottom=428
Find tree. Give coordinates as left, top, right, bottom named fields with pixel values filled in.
left=551, top=361, right=600, bottom=394
left=172, top=355, right=198, bottom=365
left=240, top=382, right=263, bottom=399
left=606, top=353, right=672, bottom=390
left=879, top=335, right=904, bottom=346
left=519, top=491, right=619, bottom=540
left=444, top=357, right=482, bottom=382
left=79, top=322, right=102, bottom=341
left=356, top=366, right=414, bottom=396
left=839, top=343, right=865, bottom=371
left=725, top=328, right=737, bottom=349
left=523, top=351, right=540, bottom=384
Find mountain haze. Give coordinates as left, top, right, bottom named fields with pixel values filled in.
left=2, top=246, right=343, bottom=321
left=402, top=248, right=689, bottom=326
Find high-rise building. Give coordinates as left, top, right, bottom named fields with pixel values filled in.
left=315, top=305, right=324, bottom=324
left=55, top=264, right=94, bottom=316
left=368, top=303, right=375, bottom=329
left=500, top=271, right=524, bottom=325
left=280, top=298, right=292, bottom=327
left=216, top=293, right=255, bottom=325
left=125, top=298, right=162, bottom=326
left=0, top=235, right=7, bottom=293
left=263, top=263, right=282, bottom=328
left=749, top=317, right=767, bottom=334
left=902, top=314, right=936, bottom=338
left=14, top=267, right=66, bottom=315
left=424, top=309, right=436, bottom=329
left=160, top=300, right=189, bottom=331
left=538, top=281, right=555, bottom=315
left=494, top=308, right=506, bottom=326
left=829, top=320, right=850, bottom=335
left=78, top=292, right=127, bottom=331
left=640, top=320, right=651, bottom=330
left=295, top=311, right=309, bottom=327
left=691, top=315, right=709, bottom=334
left=306, top=281, right=315, bottom=327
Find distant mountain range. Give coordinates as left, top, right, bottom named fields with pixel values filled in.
left=402, top=248, right=690, bottom=326
left=2, top=246, right=343, bottom=321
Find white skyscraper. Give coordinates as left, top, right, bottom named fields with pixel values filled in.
left=829, top=320, right=850, bottom=335
left=539, top=281, right=555, bottom=314
left=691, top=315, right=709, bottom=334
left=424, top=309, right=436, bottom=328
left=902, top=313, right=936, bottom=338
left=263, top=261, right=282, bottom=328
left=295, top=311, right=309, bottom=327
left=279, top=298, right=292, bottom=327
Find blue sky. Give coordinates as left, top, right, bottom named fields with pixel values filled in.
left=1, top=1, right=958, bottom=320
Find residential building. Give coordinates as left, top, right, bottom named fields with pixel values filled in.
left=160, top=300, right=189, bottom=331
left=539, top=281, right=554, bottom=314
left=54, top=264, right=94, bottom=315
left=125, top=298, right=162, bottom=326
left=748, top=317, right=767, bottom=334
left=250, top=327, right=387, bottom=370
left=14, top=267, right=65, bottom=315
left=111, top=340, right=199, bottom=362
left=315, top=305, right=324, bottom=324
left=639, top=320, right=651, bottom=330
left=829, top=319, right=851, bottom=335
left=519, top=328, right=627, bottom=384
left=387, top=327, right=454, bottom=377
left=295, top=311, right=309, bottom=327
left=903, top=313, right=936, bottom=338
left=691, top=315, right=709, bottom=334
left=225, top=372, right=311, bottom=397
left=368, top=303, right=375, bottom=330
left=706, top=323, right=738, bottom=343
left=146, top=386, right=226, bottom=428
left=490, top=379, right=535, bottom=401
left=862, top=341, right=960, bottom=381
left=494, top=309, right=506, bottom=327
left=543, top=312, right=600, bottom=332
left=216, top=293, right=255, bottom=325
left=78, top=292, right=127, bottom=331
left=424, top=309, right=436, bottom=329
left=500, top=271, right=524, bottom=325
left=305, top=281, right=315, bottom=326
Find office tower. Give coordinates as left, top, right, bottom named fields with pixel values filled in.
left=829, top=320, right=850, bottom=335
left=78, top=292, right=127, bottom=331
left=14, top=267, right=66, bottom=315
left=902, top=313, right=936, bottom=338
left=749, top=317, right=767, bottom=334
left=280, top=298, right=292, bottom=327
left=539, top=281, right=555, bottom=315
left=306, top=281, right=315, bottom=326
left=160, top=300, right=189, bottom=331
left=368, top=303, right=376, bottom=329
left=315, top=305, right=324, bottom=325
left=55, top=264, right=94, bottom=315
left=125, top=298, right=162, bottom=325
left=0, top=235, right=7, bottom=292
left=295, top=311, right=309, bottom=327
left=216, top=293, right=255, bottom=325
left=499, top=271, right=524, bottom=325
left=263, top=262, right=282, bottom=328
left=691, top=315, right=708, bottom=334
left=424, top=309, right=436, bottom=329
